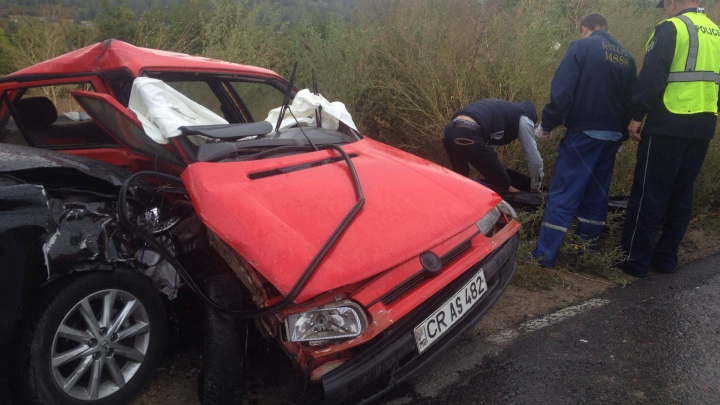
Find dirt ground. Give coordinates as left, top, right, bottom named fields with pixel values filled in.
left=131, top=225, right=720, bottom=405
left=677, top=227, right=720, bottom=266
left=472, top=272, right=612, bottom=337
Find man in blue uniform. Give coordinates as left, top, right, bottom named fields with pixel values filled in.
left=619, top=0, right=720, bottom=277
left=532, top=13, right=637, bottom=267
left=442, top=99, right=543, bottom=195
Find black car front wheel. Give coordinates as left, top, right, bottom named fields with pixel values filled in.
left=199, top=274, right=247, bottom=405
left=16, top=270, right=166, bottom=405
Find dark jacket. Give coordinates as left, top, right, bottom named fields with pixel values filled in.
left=630, top=9, right=719, bottom=140
left=454, top=99, right=537, bottom=146
left=541, top=30, right=637, bottom=137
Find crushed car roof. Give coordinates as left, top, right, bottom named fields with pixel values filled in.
left=5, top=39, right=282, bottom=80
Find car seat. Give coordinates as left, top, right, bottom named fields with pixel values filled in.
left=16, top=97, right=113, bottom=147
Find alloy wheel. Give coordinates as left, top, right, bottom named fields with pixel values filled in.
left=50, top=289, right=151, bottom=400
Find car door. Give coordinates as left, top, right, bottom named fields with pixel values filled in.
left=71, top=91, right=185, bottom=174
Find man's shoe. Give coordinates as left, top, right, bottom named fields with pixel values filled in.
left=615, top=261, right=648, bottom=278
left=651, top=265, right=676, bottom=274
left=651, top=260, right=676, bottom=274
left=532, top=251, right=555, bottom=268
left=535, top=257, right=555, bottom=268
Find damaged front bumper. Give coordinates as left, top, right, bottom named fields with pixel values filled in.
left=320, top=233, right=519, bottom=404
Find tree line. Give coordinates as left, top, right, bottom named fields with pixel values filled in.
left=0, top=0, right=356, bottom=21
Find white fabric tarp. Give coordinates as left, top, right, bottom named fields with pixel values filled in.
left=128, top=77, right=228, bottom=144
left=265, top=89, right=357, bottom=131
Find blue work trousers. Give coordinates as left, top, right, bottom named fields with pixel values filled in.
left=621, top=134, right=710, bottom=275
left=533, top=131, right=621, bottom=267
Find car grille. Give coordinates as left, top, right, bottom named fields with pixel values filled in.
left=440, top=239, right=472, bottom=267
left=379, top=235, right=476, bottom=305
left=380, top=276, right=425, bottom=306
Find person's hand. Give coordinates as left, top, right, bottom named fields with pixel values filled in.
left=531, top=188, right=542, bottom=194
left=535, top=125, right=552, bottom=139
left=628, top=120, right=642, bottom=142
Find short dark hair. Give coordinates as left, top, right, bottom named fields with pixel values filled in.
left=580, top=13, right=609, bottom=32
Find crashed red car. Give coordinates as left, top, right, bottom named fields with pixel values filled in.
left=0, top=40, right=521, bottom=405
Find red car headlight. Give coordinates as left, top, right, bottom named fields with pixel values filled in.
left=285, top=301, right=369, bottom=343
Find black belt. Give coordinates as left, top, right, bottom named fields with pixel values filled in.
left=450, top=121, right=488, bottom=140
left=451, top=121, right=484, bottom=134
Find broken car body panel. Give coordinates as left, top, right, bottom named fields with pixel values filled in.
left=0, top=142, right=127, bottom=186
left=0, top=143, right=132, bottom=275
left=0, top=143, right=178, bottom=289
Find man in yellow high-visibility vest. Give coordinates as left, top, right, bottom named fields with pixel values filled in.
left=620, top=0, right=720, bottom=277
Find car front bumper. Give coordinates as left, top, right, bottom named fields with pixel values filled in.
left=320, top=232, right=519, bottom=404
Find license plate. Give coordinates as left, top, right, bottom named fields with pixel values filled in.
left=413, top=268, right=488, bottom=354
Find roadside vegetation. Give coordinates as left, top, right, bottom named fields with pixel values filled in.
left=2, top=0, right=720, bottom=289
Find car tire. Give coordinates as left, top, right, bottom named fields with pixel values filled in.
left=15, top=270, right=166, bottom=405
left=200, top=274, right=247, bottom=405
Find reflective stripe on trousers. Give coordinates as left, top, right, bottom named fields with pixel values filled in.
left=542, top=222, right=568, bottom=232
left=577, top=217, right=606, bottom=226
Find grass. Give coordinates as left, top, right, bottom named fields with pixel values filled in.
left=514, top=202, right=720, bottom=293
left=513, top=206, right=629, bottom=291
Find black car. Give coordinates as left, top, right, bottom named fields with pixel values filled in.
left=0, top=143, right=181, bottom=405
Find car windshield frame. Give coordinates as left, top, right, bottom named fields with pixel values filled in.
left=143, top=72, right=362, bottom=163
left=145, top=72, right=294, bottom=124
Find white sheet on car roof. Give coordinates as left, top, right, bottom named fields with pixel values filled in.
left=265, top=88, right=357, bottom=131
left=128, top=77, right=228, bottom=144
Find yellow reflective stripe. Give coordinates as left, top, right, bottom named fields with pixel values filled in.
left=667, top=71, right=720, bottom=84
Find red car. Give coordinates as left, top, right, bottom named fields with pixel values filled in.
left=0, top=40, right=520, bottom=405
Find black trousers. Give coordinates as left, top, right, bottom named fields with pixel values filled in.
left=442, top=123, right=511, bottom=194
left=621, top=134, right=710, bottom=275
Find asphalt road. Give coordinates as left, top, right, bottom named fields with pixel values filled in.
left=377, top=254, right=720, bottom=405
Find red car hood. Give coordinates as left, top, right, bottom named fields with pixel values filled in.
left=181, top=137, right=501, bottom=303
